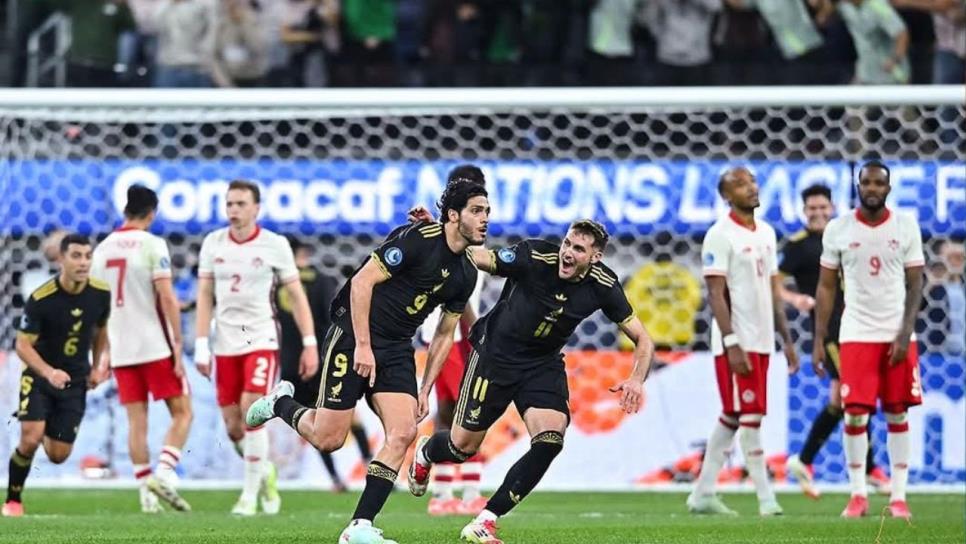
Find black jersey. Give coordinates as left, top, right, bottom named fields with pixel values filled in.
left=17, top=276, right=111, bottom=379
left=779, top=228, right=844, bottom=342
left=470, top=239, right=634, bottom=369
left=330, top=222, right=479, bottom=345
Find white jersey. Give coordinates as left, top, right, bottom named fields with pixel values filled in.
left=198, top=226, right=299, bottom=356
left=820, top=209, right=924, bottom=343
left=419, top=274, right=484, bottom=344
left=91, top=228, right=174, bottom=367
left=702, top=212, right=778, bottom=356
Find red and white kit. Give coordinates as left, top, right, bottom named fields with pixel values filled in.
left=198, top=226, right=299, bottom=406
left=92, top=228, right=187, bottom=404
left=702, top=211, right=779, bottom=415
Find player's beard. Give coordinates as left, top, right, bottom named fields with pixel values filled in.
left=859, top=193, right=886, bottom=213
left=458, top=219, right=485, bottom=246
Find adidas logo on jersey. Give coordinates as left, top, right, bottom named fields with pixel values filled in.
left=71, top=308, right=83, bottom=317
left=554, top=293, right=567, bottom=302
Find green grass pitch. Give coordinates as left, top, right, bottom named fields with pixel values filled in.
left=0, top=490, right=963, bottom=543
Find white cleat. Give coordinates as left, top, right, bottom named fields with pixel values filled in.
left=408, top=435, right=432, bottom=497
left=686, top=493, right=738, bottom=516
left=460, top=519, right=504, bottom=544
left=759, top=498, right=784, bottom=516
left=338, top=520, right=399, bottom=543
left=140, top=486, right=163, bottom=514
left=786, top=455, right=820, bottom=500
left=246, top=381, right=295, bottom=428
left=231, top=495, right=258, bottom=517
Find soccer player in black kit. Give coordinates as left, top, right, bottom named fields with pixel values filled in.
left=3, top=234, right=111, bottom=517
left=247, top=166, right=490, bottom=544
left=408, top=219, right=656, bottom=544
left=781, top=184, right=890, bottom=499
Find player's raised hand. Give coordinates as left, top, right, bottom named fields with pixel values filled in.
left=407, top=206, right=434, bottom=223
left=89, top=361, right=110, bottom=389
left=888, top=336, right=909, bottom=366
left=784, top=343, right=800, bottom=375
left=299, top=345, right=319, bottom=381
left=354, top=344, right=377, bottom=387
left=609, top=379, right=645, bottom=414
left=415, top=388, right=431, bottom=423
left=811, top=342, right=827, bottom=378
left=726, top=345, right=752, bottom=376
left=45, top=368, right=71, bottom=390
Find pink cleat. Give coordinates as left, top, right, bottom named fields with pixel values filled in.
left=458, top=496, right=489, bottom=516
left=1, top=501, right=24, bottom=517
left=460, top=519, right=503, bottom=544
left=868, top=466, right=892, bottom=495
left=889, top=500, right=912, bottom=520
left=428, top=497, right=462, bottom=516
left=841, top=495, right=869, bottom=518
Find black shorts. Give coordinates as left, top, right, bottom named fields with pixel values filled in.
left=279, top=343, right=323, bottom=407
left=454, top=347, right=570, bottom=432
left=825, top=341, right=842, bottom=381
left=16, top=370, right=87, bottom=444
left=315, top=325, right=417, bottom=410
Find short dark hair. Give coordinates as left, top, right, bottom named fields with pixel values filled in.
left=437, top=167, right=488, bottom=222
left=60, top=233, right=91, bottom=255
left=859, top=160, right=890, bottom=182
left=446, top=164, right=486, bottom=187
left=124, top=185, right=159, bottom=219
left=801, top=184, right=832, bottom=203
left=228, top=179, right=261, bottom=203
left=717, top=166, right=753, bottom=197
left=570, top=219, right=610, bottom=251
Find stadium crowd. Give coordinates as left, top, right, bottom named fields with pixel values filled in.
left=5, top=0, right=965, bottom=88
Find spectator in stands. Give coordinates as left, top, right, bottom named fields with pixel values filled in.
left=339, top=0, right=396, bottom=86
left=712, top=4, right=773, bottom=85
left=212, top=0, right=269, bottom=87
left=816, top=0, right=910, bottom=84
left=587, top=0, right=646, bottom=85
left=275, top=0, right=340, bottom=87
left=61, top=0, right=137, bottom=87
left=892, top=0, right=966, bottom=83
left=153, top=0, right=219, bottom=87
left=645, top=0, right=722, bottom=86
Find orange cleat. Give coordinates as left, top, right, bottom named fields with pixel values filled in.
left=1, top=501, right=24, bottom=517
left=889, top=500, right=912, bottom=520
left=427, top=497, right=462, bottom=516
left=841, top=495, right=869, bottom=518
left=457, top=495, right=489, bottom=516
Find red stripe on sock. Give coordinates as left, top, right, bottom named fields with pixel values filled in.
left=747, top=449, right=764, bottom=457
left=162, top=447, right=181, bottom=461
left=739, top=422, right=761, bottom=429
left=434, top=475, right=453, bottom=483
left=844, top=425, right=867, bottom=436
left=887, top=423, right=909, bottom=433
left=135, top=468, right=152, bottom=479
left=245, top=456, right=261, bottom=462
left=461, top=474, right=481, bottom=481
left=718, top=417, right=738, bottom=430
left=848, top=463, right=864, bottom=469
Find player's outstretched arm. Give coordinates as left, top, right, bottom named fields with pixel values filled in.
left=467, top=246, right=495, bottom=273
left=609, top=316, right=655, bottom=414
left=811, top=266, right=838, bottom=378
left=418, top=311, right=461, bottom=422
left=154, top=277, right=184, bottom=377
left=15, top=333, right=70, bottom=390
left=350, top=259, right=391, bottom=387
left=772, top=274, right=800, bottom=374
left=891, top=265, right=924, bottom=365
left=706, top=275, right=751, bottom=375
left=194, top=276, right=215, bottom=378
left=283, top=278, right=319, bottom=380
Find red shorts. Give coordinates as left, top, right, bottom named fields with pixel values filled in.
left=214, top=350, right=277, bottom=407
left=839, top=342, right=922, bottom=410
left=114, top=357, right=189, bottom=405
left=436, top=339, right=471, bottom=403
left=714, top=352, right=770, bottom=416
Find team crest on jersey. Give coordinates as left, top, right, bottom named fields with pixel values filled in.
left=498, top=248, right=516, bottom=263
left=888, top=239, right=899, bottom=251
left=385, top=247, right=403, bottom=266
left=849, top=242, right=861, bottom=249
left=215, top=257, right=225, bottom=264
left=742, top=246, right=753, bottom=254
left=741, top=389, right=756, bottom=404
left=252, top=257, right=264, bottom=268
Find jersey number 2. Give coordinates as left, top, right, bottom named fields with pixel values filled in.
left=106, top=258, right=127, bottom=307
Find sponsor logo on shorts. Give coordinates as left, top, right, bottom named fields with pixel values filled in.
left=384, top=247, right=403, bottom=266
left=467, top=406, right=481, bottom=424
left=741, top=389, right=756, bottom=404
left=841, top=384, right=851, bottom=398
left=328, top=381, right=343, bottom=402
left=498, top=248, right=516, bottom=263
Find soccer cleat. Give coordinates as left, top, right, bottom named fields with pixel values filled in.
left=408, top=436, right=432, bottom=497
left=259, top=462, right=281, bottom=515
left=140, top=485, right=163, bottom=513
left=686, top=493, right=738, bottom=516
left=460, top=519, right=503, bottom=544
left=889, top=500, right=912, bottom=520
left=146, top=475, right=191, bottom=512
left=458, top=496, right=489, bottom=516
left=231, top=495, right=258, bottom=516
left=758, top=499, right=784, bottom=516
left=1, top=500, right=24, bottom=517
left=841, top=495, right=869, bottom=518
left=428, top=497, right=462, bottom=516
left=246, top=380, right=295, bottom=428
left=869, top=466, right=892, bottom=495
left=786, top=455, right=821, bottom=500
left=338, top=521, right=399, bottom=544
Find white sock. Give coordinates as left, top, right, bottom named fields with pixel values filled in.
left=243, top=427, right=268, bottom=500
left=134, top=463, right=152, bottom=487
left=475, top=509, right=498, bottom=524
left=737, top=415, right=775, bottom=503
left=433, top=463, right=455, bottom=500
left=156, top=445, right=181, bottom=480
left=844, top=411, right=870, bottom=498
left=693, top=416, right=738, bottom=498
left=461, top=459, right=482, bottom=501
left=886, top=412, right=910, bottom=502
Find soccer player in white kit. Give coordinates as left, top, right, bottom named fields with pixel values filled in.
left=91, top=185, right=193, bottom=513
left=813, top=161, right=924, bottom=520
left=687, top=167, right=799, bottom=517
left=194, top=180, right=319, bottom=516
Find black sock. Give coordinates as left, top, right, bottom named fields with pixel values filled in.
left=485, top=431, right=563, bottom=516
left=865, top=424, right=876, bottom=474
left=351, top=423, right=372, bottom=462
left=351, top=461, right=398, bottom=521
left=800, top=405, right=842, bottom=465
left=319, top=451, right=341, bottom=483
left=423, top=430, right=471, bottom=464
left=7, top=449, right=33, bottom=503
left=273, top=396, right=309, bottom=433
